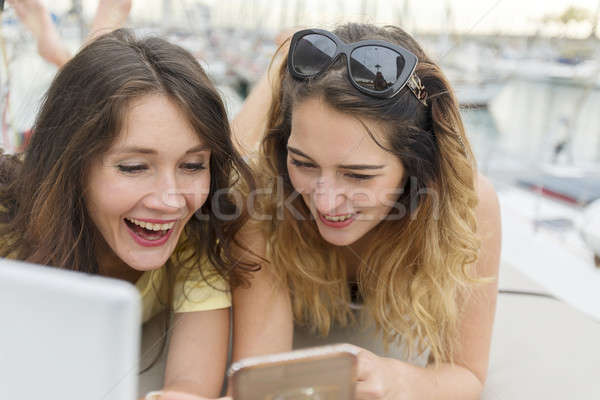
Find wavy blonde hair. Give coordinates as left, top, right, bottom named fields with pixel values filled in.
left=256, top=23, right=481, bottom=364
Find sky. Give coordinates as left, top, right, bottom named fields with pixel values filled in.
left=47, top=0, right=600, bottom=37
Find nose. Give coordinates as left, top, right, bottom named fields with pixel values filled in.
left=143, top=171, right=186, bottom=211
left=311, top=175, right=347, bottom=214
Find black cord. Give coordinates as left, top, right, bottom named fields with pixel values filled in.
left=499, top=289, right=600, bottom=323
left=498, top=288, right=558, bottom=300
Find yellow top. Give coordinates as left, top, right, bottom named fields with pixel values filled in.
left=0, top=212, right=230, bottom=324
left=136, top=257, right=231, bottom=323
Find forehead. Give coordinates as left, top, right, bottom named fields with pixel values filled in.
left=289, top=97, right=394, bottom=165
left=110, top=94, right=204, bottom=151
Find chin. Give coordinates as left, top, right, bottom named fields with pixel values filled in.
left=316, top=227, right=360, bottom=247
left=122, top=253, right=170, bottom=272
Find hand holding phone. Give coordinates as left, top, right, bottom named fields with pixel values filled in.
left=228, top=344, right=358, bottom=400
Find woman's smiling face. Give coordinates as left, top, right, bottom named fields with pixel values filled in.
left=287, top=97, right=405, bottom=246
left=85, top=94, right=211, bottom=274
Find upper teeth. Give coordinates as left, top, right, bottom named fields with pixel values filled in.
left=323, top=214, right=353, bottom=222
left=126, top=218, right=175, bottom=231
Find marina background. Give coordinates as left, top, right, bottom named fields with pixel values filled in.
left=0, top=0, right=599, bottom=319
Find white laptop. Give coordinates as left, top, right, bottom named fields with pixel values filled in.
left=0, top=258, right=141, bottom=400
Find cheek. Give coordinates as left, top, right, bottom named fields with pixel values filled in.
left=350, top=177, right=404, bottom=211
left=86, top=171, right=137, bottom=221
left=372, top=176, right=405, bottom=211
left=288, top=166, right=313, bottom=194
left=183, top=173, right=211, bottom=211
left=87, top=186, right=139, bottom=231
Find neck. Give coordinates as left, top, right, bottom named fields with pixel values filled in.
left=95, top=238, right=142, bottom=284
left=99, top=259, right=143, bottom=284
left=339, top=245, right=365, bottom=282
left=340, top=227, right=380, bottom=282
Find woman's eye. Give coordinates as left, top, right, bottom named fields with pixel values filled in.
left=291, top=159, right=316, bottom=168
left=181, top=162, right=206, bottom=172
left=117, top=164, right=147, bottom=173
left=345, top=173, right=375, bottom=181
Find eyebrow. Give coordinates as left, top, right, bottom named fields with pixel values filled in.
left=287, top=146, right=385, bottom=170
left=113, top=144, right=210, bottom=155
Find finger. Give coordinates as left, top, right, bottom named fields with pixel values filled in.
left=159, top=391, right=210, bottom=400
left=354, top=348, right=377, bottom=382
left=355, top=380, right=385, bottom=400
left=159, top=393, right=231, bottom=400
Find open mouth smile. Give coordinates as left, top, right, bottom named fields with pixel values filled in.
left=124, top=217, right=176, bottom=247
left=318, top=212, right=358, bottom=228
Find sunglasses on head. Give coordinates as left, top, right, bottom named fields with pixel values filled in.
left=287, top=28, right=428, bottom=105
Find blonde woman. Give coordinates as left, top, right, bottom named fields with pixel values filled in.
left=232, top=23, right=501, bottom=399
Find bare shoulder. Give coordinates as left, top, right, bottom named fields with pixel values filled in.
left=233, top=219, right=268, bottom=265
left=475, top=173, right=502, bottom=275
left=475, top=173, right=501, bottom=226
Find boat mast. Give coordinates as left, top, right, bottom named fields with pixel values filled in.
left=162, top=0, right=173, bottom=30
left=396, top=0, right=412, bottom=31
left=372, top=0, right=378, bottom=21
left=71, top=0, right=85, bottom=41
left=294, top=0, right=305, bottom=27
left=361, top=0, right=368, bottom=22
left=444, top=0, right=455, bottom=36
left=592, top=0, right=600, bottom=39
left=336, top=0, right=347, bottom=22
left=280, top=0, right=287, bottom=30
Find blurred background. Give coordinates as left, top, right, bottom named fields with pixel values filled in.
left=0, top=0, right=599, bottom=319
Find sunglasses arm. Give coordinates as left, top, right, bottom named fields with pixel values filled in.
left=406, top=74, right=428, bottom=106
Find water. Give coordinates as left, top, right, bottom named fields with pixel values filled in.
left=489, top=79, right=600, bottom=167
left=461, top=107, right=501, bottom=170
left=458, top=79, right=600, bottom=185
left=2, top=30, right=600, bottom=183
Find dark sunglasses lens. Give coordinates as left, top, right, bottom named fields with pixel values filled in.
left=293, top=34, right=337, bottom=75
left=350, top=46, right=405, bottom=92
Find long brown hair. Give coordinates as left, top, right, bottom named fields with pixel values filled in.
left=259, top=23, right=481, bottom=363
left=0, top=29, right=255, bottom=285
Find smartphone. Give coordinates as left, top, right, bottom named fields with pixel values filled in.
left=228, top=344, right=358, bottom=400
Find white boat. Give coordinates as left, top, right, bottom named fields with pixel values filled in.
left=581, top=199, right=600, bottom=265
left=496, top=172, right=600, bottom=320
left=452, top=75, right=506, bottom=108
